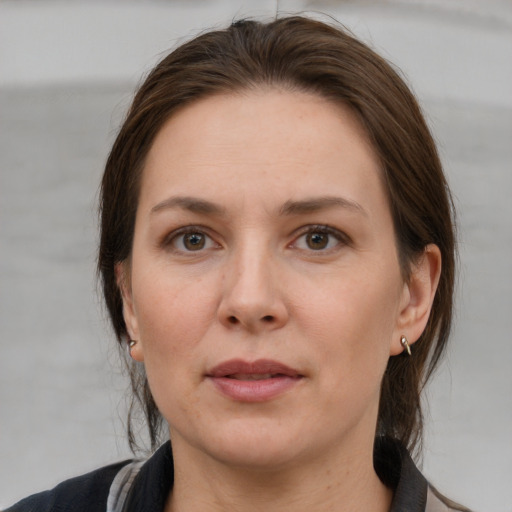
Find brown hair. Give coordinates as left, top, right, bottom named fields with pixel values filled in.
left=98, top=16, right=456, bottom=455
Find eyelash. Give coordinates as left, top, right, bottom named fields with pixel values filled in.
left=161, top=226, right=218, bottom=253
left=161, top=224, right=350, bottom=254
left=291, top=225, right=350, bottom=252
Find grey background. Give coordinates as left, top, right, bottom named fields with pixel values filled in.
left=1, top=1, right=511, bottom=510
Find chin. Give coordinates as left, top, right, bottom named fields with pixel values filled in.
left=179, top=419, right=311, bottom=471
left=208, top=438, right=305, bottom=471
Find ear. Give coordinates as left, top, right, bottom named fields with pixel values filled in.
left=390, top=244, right=442, bottom=356
left=115, top=262, right=144, bottom=362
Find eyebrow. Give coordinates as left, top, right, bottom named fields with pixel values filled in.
left=150, top=195, right=367, bottom=218
left=279, top=196, right=367, bottom=217
left=151, top=196, right=226, bottom=216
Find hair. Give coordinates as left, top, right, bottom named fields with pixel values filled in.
left=98, top=15, right=456, bottom=456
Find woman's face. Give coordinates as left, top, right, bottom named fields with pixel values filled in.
left=121, top=90, right=415, bottom=469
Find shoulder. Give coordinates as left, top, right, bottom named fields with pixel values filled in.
left=426, top=485, right=474, bottom=512
left=4, top=459, right=133, bottom=512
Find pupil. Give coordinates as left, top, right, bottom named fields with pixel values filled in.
left=184, top=233, right=205, bottom=250
left=307, top=232, right=328, bottom=250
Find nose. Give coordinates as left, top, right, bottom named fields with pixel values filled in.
left=217, top=243, right=289, bottom=333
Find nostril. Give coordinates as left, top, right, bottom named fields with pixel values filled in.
left=228, top=316, right=238, bottom=324
left=262, top=315, right=274, bottom=323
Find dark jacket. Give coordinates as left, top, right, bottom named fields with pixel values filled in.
left=5, top=438, right=468, bottom=512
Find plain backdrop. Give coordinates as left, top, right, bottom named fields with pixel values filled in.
left=1, top=1, right=511, bottom=511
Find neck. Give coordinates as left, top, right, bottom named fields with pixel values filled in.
left=165, top=434, right=393, bottom=512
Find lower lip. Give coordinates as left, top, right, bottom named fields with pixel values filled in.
left=208, top=376, right=301, bottom=402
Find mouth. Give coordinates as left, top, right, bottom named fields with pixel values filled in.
left=206, top=359, right=303, bottom=402
left=207, top=359, right=301, bottom=379
left=227, top=373, right=281, bottom=381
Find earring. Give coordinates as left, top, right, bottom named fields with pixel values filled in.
left=128, top=340, right=137, bottom=357
left=400, top=335, right=412, bottom=356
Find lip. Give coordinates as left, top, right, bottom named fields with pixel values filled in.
left=206, top=359, right=303, bottom=402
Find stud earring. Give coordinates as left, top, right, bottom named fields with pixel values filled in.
left=400, top=335, right=412, bottom=356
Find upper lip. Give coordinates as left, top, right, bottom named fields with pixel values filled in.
left=206, top=359, right=301, bottom=378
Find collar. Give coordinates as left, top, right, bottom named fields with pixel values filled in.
left=123, top=442, right=174, bottom=512
left=374, top=436, right=428, bottom=511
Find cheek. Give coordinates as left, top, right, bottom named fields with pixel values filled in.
left=296, top=266, right=400, bottom=380
left=130, top=273, right=218, bottom=422
left=300, top=266, right=399, bottom=336
left=131, top=268, right=217, bottom=368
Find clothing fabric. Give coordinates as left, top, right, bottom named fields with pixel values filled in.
left=5, top=439, right=466, bottom=512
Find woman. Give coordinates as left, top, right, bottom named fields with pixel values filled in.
left=6, top=15, right=470, bottom=512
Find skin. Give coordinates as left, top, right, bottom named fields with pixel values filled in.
left=118, top=89, right=441, bottom=512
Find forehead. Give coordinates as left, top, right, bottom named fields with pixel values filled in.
left=140, top=89, right=385, bottom=214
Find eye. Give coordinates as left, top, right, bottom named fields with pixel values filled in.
left=305, top=232, right=331, bottom=250
left=293, top=226, right=347, bottom=252
left=181, top=232, right=207, bottom=251
left=166, top=228, right=218, bottom=252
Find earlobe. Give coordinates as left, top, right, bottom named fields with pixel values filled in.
left=128, top=339, right=144, bottom=362
left=115, top=262, right=143, bottom=361
left=390, top=244, right=442, bottom=355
